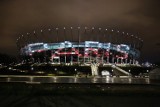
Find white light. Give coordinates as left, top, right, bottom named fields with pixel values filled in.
left=71, top=27, right=73, bottom=29
left=85, top=27, right=87, bottom=29
left=56, top=28, right=58, bottom=30
left=111, top=29, right=114, bottom=32
left=92, top=27, right=94, bottom=29
left=28, top=43, right=44, bottom=46
left=99, top=28, right=101, bottom=30
left=105, top=29, right=107, bottom=31
left=78, top=27, right=80, bottom=29
left=64, top=27, right=66, bottom=29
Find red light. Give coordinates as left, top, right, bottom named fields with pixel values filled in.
left=38, top=50, right=42, bottom=52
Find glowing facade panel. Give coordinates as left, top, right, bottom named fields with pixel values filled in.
left=21, top=41, right=140, bottom=59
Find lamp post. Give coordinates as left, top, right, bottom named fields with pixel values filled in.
left=102, top=29, right=105, bottom=64
left=56, top=28, right=59, bottom=43
left=111, top=29, right=114, bottom=43
left=33, top=30, right=36, bottom=43
left=55, top=68, right=57, bottom=75
left=90, top=27, right=94, bottom=63
left=105, top=29, right=110, bottom=63
left=27, top=32, right=30, bottom=44
left=97, top=28, right=101, bottom=63
left=116, top=30, right=120, bottom=44
left=125, top=58, right=128, bottom=64
left=111, top=29, right=114, bottom=64
left=75, top=68, right=77, bottom=76
left=40, top=29, right=43, bottom=42
left=91, top=27, right=94, bottom=41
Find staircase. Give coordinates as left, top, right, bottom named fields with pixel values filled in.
left=91, top=63, right=99, bottom=76
left=111, top=65, right=130, bottom=76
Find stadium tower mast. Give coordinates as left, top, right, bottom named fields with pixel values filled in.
left=77, top=27, right=80, bottom=63
left=70, top=27, right=73, bottom=64
left=64, top=27, right=66, bottom=64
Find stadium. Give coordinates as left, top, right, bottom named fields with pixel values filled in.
left=16, top=27, right=143, bottom=65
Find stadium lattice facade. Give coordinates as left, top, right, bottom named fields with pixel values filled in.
left=16, top=27, right=143, bottom=65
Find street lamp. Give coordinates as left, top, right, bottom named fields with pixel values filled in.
left=75, top=68, right=77, bottom=76
left=55, top=68, right=57, bottom=75
left=112, top=69, right=113, bottom=72
left=56, top=28, right=59, bottom=42
left=129, top=70, right=131, bottom=72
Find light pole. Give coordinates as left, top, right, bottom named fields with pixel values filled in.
left=125, top=58, right=128, bottom=64
left=56, top=28, right=59, bottom=43
left=116, top=57, right=119, bottom=64
left=27, top=32, right=30, bottom=44
left=121, top=58, right=123, bottom=64
left=102, top=29, right=106, bottom=64
left=75, top=68, right=77, bottom=76
left=98, top=27, right=101, bottom=42
left=91, top=27, right=94, bottom=41
left=111, top=29, right=114, bottom=64
left=40, top=29, right=43, bottom=42
left=111, top=29, right=114, bottom=43
left=55, top=68, right=57, bottom=75
left=90, top=27, right=94, bottom=63
left=116, top=30, right=120, bottom=44
left=33, top=30, right=36, bottom=43
left=97, top=28, right=101, bottom=63
left=48, top=28, right=52, bottom=43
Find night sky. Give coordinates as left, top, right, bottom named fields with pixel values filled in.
left=0, top=0, right=160, bottom=63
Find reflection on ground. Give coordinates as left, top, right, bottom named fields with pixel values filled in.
left=0, top=76, right=151, bottom=84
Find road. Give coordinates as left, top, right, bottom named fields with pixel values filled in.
left=0, top=75, right=151, bottom=84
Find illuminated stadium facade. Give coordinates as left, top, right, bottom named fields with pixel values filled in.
left=16, top=27, right=143, bottom=64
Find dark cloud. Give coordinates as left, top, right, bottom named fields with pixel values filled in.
left=0, top=0, right=160, bottom=62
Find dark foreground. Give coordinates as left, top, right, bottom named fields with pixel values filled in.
left=0, top=83, right=160, bottom=107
